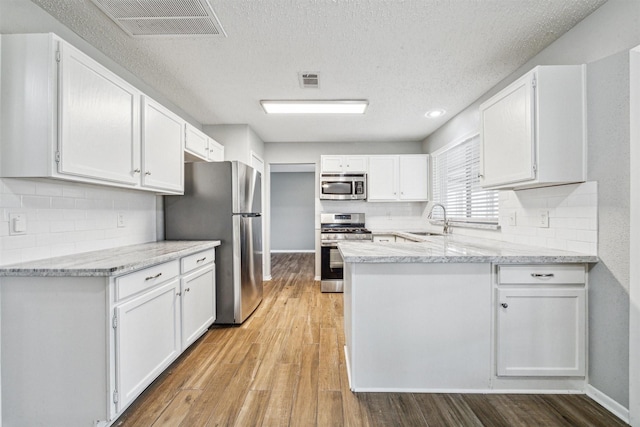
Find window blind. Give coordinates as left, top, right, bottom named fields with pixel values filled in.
left=431, top=134, right=499, bottom=224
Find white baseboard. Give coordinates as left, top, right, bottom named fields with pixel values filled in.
left=263, top=275, right=272, bottom=281
left=586, top=384, right=630, bottom=423
left=314, top=276, right=321, bottom=281
left=270, top=249, right=315, bottom=253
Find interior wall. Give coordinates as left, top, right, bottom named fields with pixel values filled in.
left=586, top=50, right=631, bottom=410
left=270, top=172, right=315, bottom=252
left=422, top=0, right=640, bottom=414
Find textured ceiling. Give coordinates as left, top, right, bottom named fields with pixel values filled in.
left=21, top=1, right=607, bottom=142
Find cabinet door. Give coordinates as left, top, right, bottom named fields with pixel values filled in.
left=114, top=279, right=181, bottom=411
left=181, top=264, right=216, bottom=349
left=368, top=156, right=398, bottom=201
left=373, top=235, right=395, bottom=243
left=58, top=42, right=140, bottom=185
left=399, top=155, right=429, bottom=201
left=321, top=156, right=345, bottom=173
left=496, top=287, right=585, bottom=377
left=344, top=156, right=368, bottom=172
left=480, top=72, right=536, bottom=188
left=207, top=138, right=225, bottom=161
left=141, top=97, right=184, bottom=193
left=185, top=124, right=209, bottom=159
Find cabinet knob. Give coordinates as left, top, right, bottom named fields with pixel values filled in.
left=185, top=287, right=191, bottom=293
left=145, top=171, right=152, bottom=176
left=501, top=303, right=508, bottom=309
left=477, top=173, right=484, bottom=179
left=133, top=168, right=141, bottom=174
left=176, top=291, right=182, bottom=296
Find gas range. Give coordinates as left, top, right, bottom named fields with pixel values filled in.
left=320, top=213, right=372, bottom=244
left=320, top=213, right=372, bottom=293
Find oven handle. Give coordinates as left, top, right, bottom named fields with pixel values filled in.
left=321, top=241, right=338, bottom=247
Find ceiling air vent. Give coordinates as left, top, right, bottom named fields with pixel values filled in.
left=90, top=0, right=227, bottom=37
left=299, top=72, right=320, bottom=89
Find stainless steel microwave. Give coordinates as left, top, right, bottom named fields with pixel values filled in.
left=320, top=174, right=367, bottom=200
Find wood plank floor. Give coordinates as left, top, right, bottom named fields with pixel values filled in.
left=114, top=253, right=628, bottom=427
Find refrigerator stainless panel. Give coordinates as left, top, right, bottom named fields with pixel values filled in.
left=164, top=161, right=263, bottom=325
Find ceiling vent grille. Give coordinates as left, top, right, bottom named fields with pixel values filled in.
left=90, top=0, right=227, bottom=37
left=299, top=72, right=320, bottom=89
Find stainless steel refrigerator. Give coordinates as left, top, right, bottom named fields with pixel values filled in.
left=164, top=161, right=263, bottom=324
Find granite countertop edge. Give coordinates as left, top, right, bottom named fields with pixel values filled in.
left=0, top=240, right=221, bottom=277
left=340, top=234, right=598, bottom=264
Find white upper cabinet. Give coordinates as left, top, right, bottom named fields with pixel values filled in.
left=58, top=41, right=141, bottom=185
left=368, top=155, right=429, bottom=202
left=321, top=155, right=368, bottom=173
left=368, top=156, right=398, bottom=200
left=1, top=33, right=185, bottom=194
left=141, top=97, right=184, bottom=193
left=185, top=123, right=225, bottom=162
left=479, top=65, right=586, bottom=190
left=185, top=123, right=209, bottom=160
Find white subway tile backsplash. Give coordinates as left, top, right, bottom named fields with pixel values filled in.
left=0, top=178, right=157, bottom=265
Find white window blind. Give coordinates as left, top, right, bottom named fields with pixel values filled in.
left=431, top=134, right=499, bottom=224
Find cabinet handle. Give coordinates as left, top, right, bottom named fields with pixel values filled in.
left=185, top=287, right=191, bottom=292
left=133, top=168, right=141, bottom=174
left=531, top=273, right=554, bottom=278
left=477, top=173, right=484, bottom=179
left=176, top=291, right=181, bottom=296
left=501, top=303, right=508, bottom=309
left=145, top=272, right=162, bottom=281
left=145, top=171, right=152, bottom=176
left=196, top=257, right=207, bottom=263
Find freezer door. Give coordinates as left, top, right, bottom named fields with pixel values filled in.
left=237, top=214, right=263, bottom=322
left=235, top=162, right=261, bottom=214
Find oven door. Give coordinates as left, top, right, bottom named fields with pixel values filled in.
left=321, top=243, right=343, bottom=292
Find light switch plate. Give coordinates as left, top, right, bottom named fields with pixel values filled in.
left=9, top=213, right=27, bottom=235
left=117, top=212, right=126, bottom=228
left=538, top=210, right=549, bottom=228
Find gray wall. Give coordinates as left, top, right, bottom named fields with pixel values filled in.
left=270, top=172, right=315, bottom=252
left=422, top=0, right=640, bottom=409
left=587, top=51, right=630, bottom=407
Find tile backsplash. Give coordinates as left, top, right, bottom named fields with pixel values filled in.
left=0, top=178, right=158, bottom=265
left=442, top=181, right=598, bottom=255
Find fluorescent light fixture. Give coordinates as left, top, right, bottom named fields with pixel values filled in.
left=260, top=100, right=368, bottom=114
left=425, top=109, right=446, bottom=118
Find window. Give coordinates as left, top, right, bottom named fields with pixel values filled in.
left=431, top=133, right=499, bottom=226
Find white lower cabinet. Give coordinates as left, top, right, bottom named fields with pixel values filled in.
left=372, top=234, right=396, bottom=243
left=495, top=264, right=586, bottom=378
left=115, top=279, right=181, bottom=411
left=0, top=245, right=217, bottom=427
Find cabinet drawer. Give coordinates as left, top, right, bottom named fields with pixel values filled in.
left=181, top=249, right=215, bottom=274
left=116, top=260, right=180, bottom=301
left=498, top=264, right=585, bottom=285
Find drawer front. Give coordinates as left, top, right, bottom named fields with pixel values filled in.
left=181, top=249, right=215, bottom=274
left=116, top=260, right=180, bottom=301
left=498, top=264, right=585, bottom=285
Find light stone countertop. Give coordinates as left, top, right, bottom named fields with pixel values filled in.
left=340, top=233, right=598, bottom=264
left=0, top=240, right=221, bottom=277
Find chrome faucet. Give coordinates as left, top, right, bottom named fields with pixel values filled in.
left=428, top=203, right=450, bottom=234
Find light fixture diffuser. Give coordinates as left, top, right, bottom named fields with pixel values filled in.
left=260, top=100, right=368, bottom=114
left=425, top=109, right=446, bottom=118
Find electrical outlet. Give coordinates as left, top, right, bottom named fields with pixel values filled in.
left=117, top=212, right=126, bottom=228
left=9, top=213, right=27, bottom=235
left=508, top=212, right=517, bottom=226
left=538, top=210, right=549, bottom=228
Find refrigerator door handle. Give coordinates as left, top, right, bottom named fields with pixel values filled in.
left=233, top=213, right=262, bottom=217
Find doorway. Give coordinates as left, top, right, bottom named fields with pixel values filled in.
left=270, top=164, right=316, bottom=253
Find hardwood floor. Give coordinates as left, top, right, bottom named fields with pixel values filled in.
left=114, top=253, right=627, bottom=427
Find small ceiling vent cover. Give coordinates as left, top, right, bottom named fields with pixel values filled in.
left=90, top=0, right=227, bottom=37
left=299, top=72, right=320, bottom=89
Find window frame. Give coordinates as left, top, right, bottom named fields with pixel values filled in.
left=430, top=132, right=500, bottom=230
